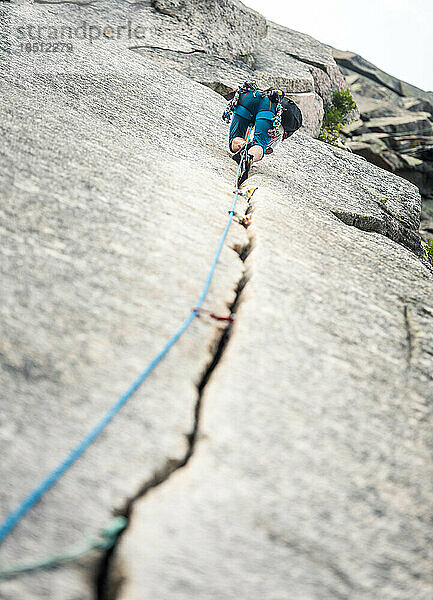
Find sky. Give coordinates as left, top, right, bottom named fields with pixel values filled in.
left=242, top=0, right=433, bottom=92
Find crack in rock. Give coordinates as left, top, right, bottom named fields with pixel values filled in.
left=130, top=45, right=206, bottom=55
left=403, top=304, right=415, bottom=371
left=232, top=239, right=254, bottom=262
left=95, top=239, right=253, bottom=600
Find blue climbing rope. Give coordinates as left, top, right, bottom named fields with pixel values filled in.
left=0, top=128, right=253, bottom=546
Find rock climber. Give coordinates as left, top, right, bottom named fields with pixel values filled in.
left=223, top=83, right=303, bottom=184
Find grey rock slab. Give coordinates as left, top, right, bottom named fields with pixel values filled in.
left=0, top=27, right=249, bottom=600
left=34, top=0, right=267, bottom=59
left=333, top=49, right=433, bottom=106
left=30, top=0, right=343, bottom=136
left=114, top=133, right=433, bottom=600
left=267, top=22, right=340, bottom=72
left=308, top=64, right=350, bottom=113
left=335, top=49, right=433, bottom=241
left=266, top=134, right=424, bottom=257
left=366, top=114, right=433, bottom=135
left=2, top=1, right=432, bottom=598
left=88, top=0, right=346, bottom=134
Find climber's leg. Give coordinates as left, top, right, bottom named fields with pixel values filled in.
left=250, top=116, right=274, bottom=162
left=231, top=137, right=247, bottom=152
left=249, top=95, right=277, bottom=162
left=228, top=112, right=250, bottom=153
left=248, top=144, right=265, bottom=162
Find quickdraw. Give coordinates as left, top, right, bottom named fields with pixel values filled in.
left=246, top=186, right=258, bottom=199
left=229, top=210, right=252, bottom=228
left=230, top=186, right=257, bottom=228
left=235, top=186, right=258, bottom=199
left=269, top=102, right=284, bottom=139
left=236, top=214, right=252, bottom=228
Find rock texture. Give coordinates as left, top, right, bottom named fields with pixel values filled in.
left=112, top=136, right=433, bottom=600
left=333, top=49, right=433, bottom=237
left=1, top=2, right=432, bottom=600
left=125, top=3, right=347, bottom=136
left=26, top=0, right=348, bottom=136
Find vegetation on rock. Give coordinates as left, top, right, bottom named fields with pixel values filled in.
left=319, top=89, right=357, bottom=146
left=424, top=238, right=433, bottom=266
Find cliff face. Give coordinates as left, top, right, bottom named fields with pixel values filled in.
left=125, top=0, right=347, bottom=136
left=333, top=50, right=433, bottom=237
left=1, top=2, right=432, bottom=600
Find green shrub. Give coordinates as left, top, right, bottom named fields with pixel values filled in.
left=319, top=89, right=357, bottom=146
left=424, top=238, right=433, bottom=266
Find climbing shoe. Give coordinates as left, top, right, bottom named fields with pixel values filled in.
left=232, top=142, right=253, bottom=165
left=238, top=153, right=254, bottom=186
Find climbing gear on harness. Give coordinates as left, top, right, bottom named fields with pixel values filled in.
left=270, top=103, right=283, bottom=139
left=267, top=89, right=285, bottom=139
left=222, top=81, right=259, bottom=123
left=223, top=82, right=284, bottom=123
left=270, top=97, right=298, bottom=139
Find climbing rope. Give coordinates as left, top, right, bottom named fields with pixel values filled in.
left=0, top=517, right=127, bottom=580
left=0, top=128, right=253, bottom=550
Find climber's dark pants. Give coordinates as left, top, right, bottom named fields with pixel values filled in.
left=229, top=91, right=277, bottom=154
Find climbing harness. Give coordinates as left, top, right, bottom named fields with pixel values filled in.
left=0, top=129, right=254, bottom=557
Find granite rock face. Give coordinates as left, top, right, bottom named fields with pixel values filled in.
left=112, top=136, right=433, bottom=600
left=127, top=4, right=347, bottom=136
left=29, top=0, right=347, bottom=136
left=333, top=49, right=433, bottom=237
left=1, top=2, right=433, bottom=600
